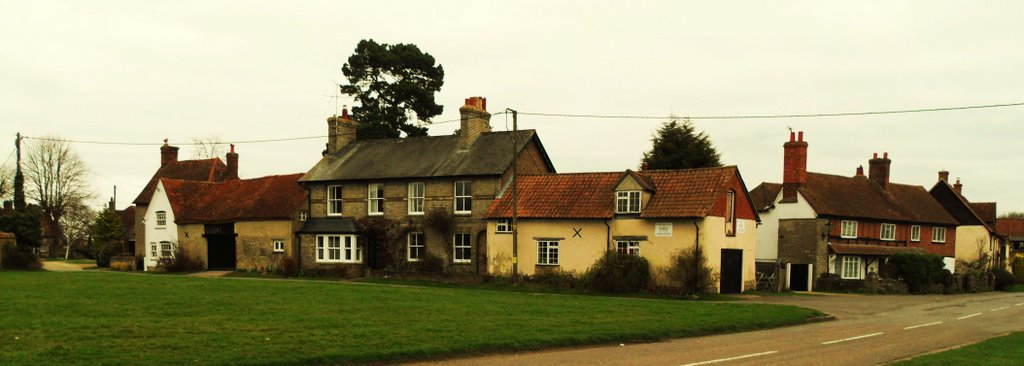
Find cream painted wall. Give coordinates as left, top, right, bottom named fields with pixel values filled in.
left=176, top=220, right=296, bottom=270
left=143, top=181, right=178, bottom=271
left=755, top=191, right=816, bottom=261
left=954, top=225, right=994, bottom=273
left=176, top=223, right=207, bottom=266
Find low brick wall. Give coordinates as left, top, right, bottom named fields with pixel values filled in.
left=110, top=256, right=136, bottom=271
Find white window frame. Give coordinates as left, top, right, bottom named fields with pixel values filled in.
left=453, top=233, right=471, bottom=263
left=407, top=232, right=424, bottom=262
left=725, top=190, right=736, bottom=236
left=537, top=240, right=559, bottom=265
left=495, top=219, right=512, bottom=233
left=615, top=191, right=641, bottom=214
left=327, top=185, right=343, bottom=216
left=159, top=241, right=173, bottom=258
left=880, top=223, right=896, bottom=241
left=454, top=181, right=472, bottom=215
left=840, top=255, right=862, bottom=279
left=840, top=220, right=858, bottom=239
left=299, top=210, right=308, bottom=221
left=155, top=211, right=167, bottom=228
left=150, top=243, right=158, bottom=258
left=616, top=240, right=641, bottom=256
left=408, top=182, right=425, bottom=215
left=932, top=226, right=947, bottom=243
left=273, top=239, right=285, bottom=253
left=910, top=225, right=921, bottom=242
left=315, top=235, right=361, bottom=263
left=368, top=183, right=384, bottom=216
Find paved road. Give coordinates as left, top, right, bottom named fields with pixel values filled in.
left=407, top=292, right=1024, bottom=366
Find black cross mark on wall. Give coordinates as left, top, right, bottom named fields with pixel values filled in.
left=572, top=227, right=582, bottom=238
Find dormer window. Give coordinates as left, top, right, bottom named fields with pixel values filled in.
left=616, top=191, right=641, bottom=214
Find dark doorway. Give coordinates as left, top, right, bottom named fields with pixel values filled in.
left=790, top=263, right=810, bottom=291
left=204, top=223, right=236, bottom=270
left=365, top=234, right=383, bottom=271
left=720, top=249, right=743, bottom=294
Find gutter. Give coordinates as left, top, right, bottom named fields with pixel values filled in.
left=605, top=219, right=612, bottom=251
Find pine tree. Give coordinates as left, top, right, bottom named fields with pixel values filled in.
left=91, top=207, right=124, bottom=265
left=640, top=119, right=722, bottom=170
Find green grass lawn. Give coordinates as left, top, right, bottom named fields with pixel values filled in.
left=893, top=333, right=1024, bottom=365
left=0, top=271, right=822, bottom=366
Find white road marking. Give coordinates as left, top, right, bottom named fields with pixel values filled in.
left=680, top=351, right=779, bottom=366
left=904, top=321, right=943, bottom=330
left=991, top=307, right=1009, bottom=312
left=821, top=332, right=884, bottom=345
left=957, top=312, right=982, bottom=320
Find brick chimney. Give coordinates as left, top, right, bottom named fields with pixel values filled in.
left=459, top=97, right=491, bottom=150
left=226, top=144, right=239, bottom=180
left=160, top=139, right=179, bottom=167
left=954, top=178, right=963, bottom=195
left=868, top=152, right=891, bottom=190
left=781, top=131, right=808, bottom=203
left=855, top=165, right=865, bottom=178
left=108, top=198, right=115, bottom=211
left=326, top=108, right=357, bottom=155
left=938, top=170, right=949, bottom=183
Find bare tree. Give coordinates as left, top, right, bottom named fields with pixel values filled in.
left=60, top=202, right=95, bottom=259
left=0, top=163, right=11, bottom=202
left=190, top=136, right=226, bottom=159
left=23, top=136, right=93, bottom=256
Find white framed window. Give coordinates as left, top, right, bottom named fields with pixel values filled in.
left=299, top=211, right=307, bottom=221
left=910, top=225, right=921, bottom=242
left=880, top=223, right=896, bottom=241
left=155, top=211, right=167, bottom=228
left=615, top=191, right=641, bottom=214
left=453, top=233, right=471, bottom=263
left=932, top=226, right=947, bottom=243
left=725, top=190, right=736, bottom=236
left=616, top=240, right=641, bottom=256
left=537, top=241, right=559, bottom=265
left=407, top=232, right=424, bottom=262
left=454, top=181, right=472, bottom=215
left=495, top=219, right=512, bottom=233
left=840, top=220, right=858, bottom=239
left=316, top=235, right=360, bottom=263
left=368, top=183, right=384, bottom=215
left=273, top=240, right=285, bottom=253
left=327, top=185, right=343, bottom=216
left=840, top=255, right=862, bottom=279
left=160, top=241, right=173, bottom=257
left=408, top=182, right=425, bottom=215
left=150, top=244, right=157, bottom=257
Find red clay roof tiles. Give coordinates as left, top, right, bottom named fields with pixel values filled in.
left=133, top=158, right=230, bottom=205
left=161, top=174, right=306, bottom=224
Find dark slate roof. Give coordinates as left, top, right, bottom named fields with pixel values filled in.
left=970, top=202, right=997, bottom=227
left=829, top=243, right=924, bottom=256
left=297, top=217, right=362, bottom=234
left=929, top=181, right=992, bottom=231
left=794, top=173, right=957, bottom=225
left=117, top=206, right=136, bottom=241
left=749, top=182, right=782, bottom=212
left=299, top=130, right=554, bottom=182
left=162, top=174, right=306, bottom=224
left=133, top=158, right=230, bottom=205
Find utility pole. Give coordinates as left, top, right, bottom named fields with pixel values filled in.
left=507, top=109, right=519, bottom=277
left=13, top=133, right=25, bottom=210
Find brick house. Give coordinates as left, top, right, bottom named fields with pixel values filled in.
left=929, top=176, right=1007, bottom=271
left=996, top=218, right=1024, bottom=257
left=485, top=167, right=760, bottom=293
left=296, top=97, right=555, bottom=274
left=752, top=132, right=958, bottom=291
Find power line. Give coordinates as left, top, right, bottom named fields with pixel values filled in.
left=517, top=101, right=1024, bottom=120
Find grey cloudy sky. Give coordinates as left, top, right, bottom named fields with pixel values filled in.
left=2, top=1, right=1022, bottom=213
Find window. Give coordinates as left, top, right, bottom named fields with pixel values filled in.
left=880, top=223, right=896, bottom=241
left=155, top=211, right=167, bottom=228
left=537, top=241, right=559, bottom=265
left=840, top=256, right=861, bottom=279
left=495, top=219, right=512, bottom=233
left=150, top=244, right=157, bottom=257
left=408, top=182, right=425, bottom=215
left=273, top=240, right=285, bottom=253
left=327, top=185, right=343, bottom=216
left=910, top=225, right=921, bottom=242
left=316, top=235, right=360, bottom=263
left=616, top=241, right=641, bottom=256
left=616, top=191, right=641, bottom=214
left=453, top=233, right=471, bottom=263
left=454, top=181, right=472, bottom=214
left=299, top=210, right=307, bottom=221
left=840, top=220, right=858, bottom=239
left=160, top=241, right=173, bottom=258
left=725, top=190, right=736, bottom=236
left=932, top=227, right=947, bottom=243
left=407, top=232, right=425, bottom=262
left=368, top=183, right=384, bottom=215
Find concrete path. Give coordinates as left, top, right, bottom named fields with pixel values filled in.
left=41, top=261, right=93, bottom=272
left=186, top=271, right=232, bottom=278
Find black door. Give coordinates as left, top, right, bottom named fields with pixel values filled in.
left=204, top=223, right=236, bottom=270
left=790, top=264, right=809, bottom=291
left=720, top=249, right=743, bottom=294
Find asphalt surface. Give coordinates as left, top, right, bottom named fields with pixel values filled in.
left=407, top=292, right=1024, bottom=366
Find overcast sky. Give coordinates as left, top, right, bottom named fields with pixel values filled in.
left=2, top=1, right=1022, bottom=213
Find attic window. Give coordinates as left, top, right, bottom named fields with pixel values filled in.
left=155, top=211, right=167, bottom=228
left=725, top=190, right=736, bottom=236
left=616, top=191, right=641, bottom=214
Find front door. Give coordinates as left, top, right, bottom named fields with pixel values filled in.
left=720, top=249, right=743, bottom=294
left=790, top=264, right=809, bottom=291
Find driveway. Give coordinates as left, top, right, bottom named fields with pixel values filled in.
left=406, top=292, right=1024, bottom=366
left=41, top=261, right=93, bottom=272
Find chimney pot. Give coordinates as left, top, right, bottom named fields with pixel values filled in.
left=856, top=165, right=864, bottom=176
left=953, top=178, right=963, bottom=194
left=459, top=96, right=492, bottom=149
left=873, top=152, right=878, bottom=159
left=883, top=152, right=888, bottom=159
left=341, top=108, right=349, bottom=119
left=798, top=131, right=804, bottom=141
left=789, top=131, right=795, bottom=142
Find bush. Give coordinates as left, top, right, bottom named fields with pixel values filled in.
left=1012, top=256, right=1024, bottom=284
left=529, top=269, right=579, bottom=290
left=109, top=262, right=131, bottom=271
left=279, top=256, right=299, bottom=277
left=994, top=268, right=1016, bottom=291
left=665, top=246, right=719, bottom=295
left=155, top=247, right=204, bottom=272
left=888, top=253, right=946, bottom=294
left=413, top=252, right=445, bottom=273
left=581, top=251, right=651, bottom=294
left=1, top=245, right=42, bottom=270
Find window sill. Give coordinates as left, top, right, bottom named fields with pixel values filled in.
left=452, top=261, right=472, bottom=265
left=454, top=212, right=472, bottom=216
left=407, top=212, right=425, bottom=216
left=315, top=260, right=362, bottom=264
left=536, top=263, right=560, bottom=267
left=326, top=213, right=344, bottom=217
left=407, top=258, right=421, bottom=262
left=933, top=241, right=946, bottom=244
left=840, top=236, right=857, bottom=239
left=367, top=213, right=384, bottom=217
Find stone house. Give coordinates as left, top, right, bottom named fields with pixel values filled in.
left=751, top=131, right=958, bottom=291
left=296, top=96, right=555, bottom=274
left=929, top=176, right=1007, bottom=271
left=485, top=167, right=760, bottom=293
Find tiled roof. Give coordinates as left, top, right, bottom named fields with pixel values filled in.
left=486, top=167, right=740, bottom=219
left=297, top=217, right=362, bottom=234
left=929, top=181, right=992, bottom=231
left=996, top=218, right=1024, bottom=239
left=300, top=130, right=555, bottom=182
left=133, top=158, right=229, bottom=205
left=117, top=206, right=136, bottom=240
left=161, top=174, right=306, bottom=224
left=795, top=173, right=957, bottom=225
left=970, top=202, right=997, bottom=226
left=749, top=182, right=782, bottom=212
left=0, top=232, right=15, bottom=239
left=829, top=243, right=924, bottom=256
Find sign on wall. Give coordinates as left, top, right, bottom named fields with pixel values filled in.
left=655, top=223, right=673, bottom=237
left=737, top=220, right=746, bottom=234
